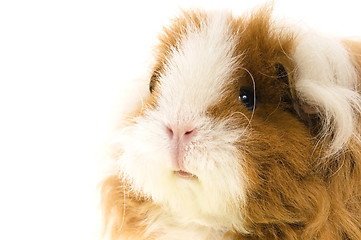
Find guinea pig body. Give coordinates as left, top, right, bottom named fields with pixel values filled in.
left=101, top=6, right=361, bottom=240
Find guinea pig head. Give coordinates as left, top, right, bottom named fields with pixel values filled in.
left=117, top=9, right=318, bottom=232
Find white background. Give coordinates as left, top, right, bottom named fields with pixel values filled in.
left=0, top=0, right=360, bottom=239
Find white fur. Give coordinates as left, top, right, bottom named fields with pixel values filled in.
left=115, top=12, right=249, bottom=239
left=293, top=31, right=361, bottom=155
left=141, top=207, right=226, bottom=240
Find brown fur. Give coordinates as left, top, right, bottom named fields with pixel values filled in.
left=101, top=176, right=160, bottom=240
left=101, top=6, right=361, bottom=240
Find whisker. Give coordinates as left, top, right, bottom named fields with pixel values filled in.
left=230, top=111, right=251, bottom=126
left=240, top=66, right=257, bottom=123
left=120, top=183, right=126, bottom=232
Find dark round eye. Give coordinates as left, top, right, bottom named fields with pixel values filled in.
left=239, top=87, right=256, bottom=110
left=149, top=74, right=157, bottom=93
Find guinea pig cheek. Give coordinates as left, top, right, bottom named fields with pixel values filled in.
left=114, top=117, right=174, bottom=198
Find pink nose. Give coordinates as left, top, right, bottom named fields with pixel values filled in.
left=167, top=125, right=197, bottom=143
left=167, top=124, right=197, bottom=170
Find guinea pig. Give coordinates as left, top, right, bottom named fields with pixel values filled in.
left=100, top=5, right=361, bottom=240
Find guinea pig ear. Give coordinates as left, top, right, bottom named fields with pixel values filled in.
left=290, top=32, right=361, bottom=155
left=274, top=62, right=319, bottom=117
left=275, top=63, right=288, bottom=84
left=275, top=62, right=294, bottom=107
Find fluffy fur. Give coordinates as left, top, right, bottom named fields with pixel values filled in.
left=101, top=5, right=361, bottom=240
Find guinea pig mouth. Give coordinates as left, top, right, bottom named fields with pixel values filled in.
left=174, top=170, right=198, bottom=180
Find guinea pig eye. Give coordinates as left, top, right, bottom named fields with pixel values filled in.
left=149, top=69, right=161, bottom=93
left=149, top=74, right=157, bottom=93
left=239, top=87, right=256, bottom=110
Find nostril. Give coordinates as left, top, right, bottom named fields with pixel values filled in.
left=166, top=124, right=197, bottom=141
left=183, top=128, right=197, bottom=140
left=167, top=127, right=174, bottom=138
left=185, top=130, right=194, bottom=135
